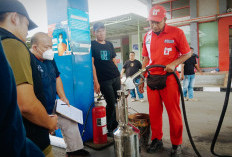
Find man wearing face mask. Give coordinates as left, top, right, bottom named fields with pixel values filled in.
left=31, top=32, right=90, bottom=157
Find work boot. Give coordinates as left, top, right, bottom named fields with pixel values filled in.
left=147, top=138, right=163, bottom=153
left=170, top=145, right=182, bottom=157
left=66, top=149, right=90, bottom=157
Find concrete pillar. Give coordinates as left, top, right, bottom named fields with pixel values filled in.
left=190, top=0, right=198, bottom=54
left=190, top=0, right=197, bottom=18
left=147, top=0, right=152, bottom=12
left=219, top=0, right=227, bottom=14
left=129, top=35, right=132, bottom=53
left=190, top=23, right=198, bottom=54
left=137, top=18, right=142, bottom=61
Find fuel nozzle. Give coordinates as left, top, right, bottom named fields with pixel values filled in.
left=123, top=68, right=146, bottom=90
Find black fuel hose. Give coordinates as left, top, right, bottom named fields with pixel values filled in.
left=146, top=64, right=201, bottom=157
left=210, top=48, right=232, bottom=157
left=82, top=102, right=95, bottom=137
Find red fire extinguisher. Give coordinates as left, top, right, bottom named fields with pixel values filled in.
left=92, top=106, right=107, bottom=144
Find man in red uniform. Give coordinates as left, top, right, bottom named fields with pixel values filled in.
left=139, top=5, right=192, bottom=157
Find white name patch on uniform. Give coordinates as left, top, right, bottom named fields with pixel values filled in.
left=164, top=39, right=174, bottom=43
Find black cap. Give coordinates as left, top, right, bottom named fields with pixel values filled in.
left=0, top=0, right=37, bottom=30
left=93, top=22, right=105, bottom=32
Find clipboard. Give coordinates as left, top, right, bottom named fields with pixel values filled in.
left=55, top=99, right=83, bottom=124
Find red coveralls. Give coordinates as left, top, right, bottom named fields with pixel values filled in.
left=142, top=24, right=190, bottom=145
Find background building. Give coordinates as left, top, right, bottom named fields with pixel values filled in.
left=91, top=0, right=232, bottom=72
left=138, top=0, right=232, bottom=72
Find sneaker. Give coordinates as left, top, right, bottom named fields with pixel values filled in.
left=184, top=97, right=188, bottom=101
left=131, top=98, right=136, bottom=102
left=66, top=149, right=90, bottom=157
left=188, top=98, right=198, bottom=102
left=139, top=99, right=145, bottom=102
left=147, top=138, right=164, bottom=154
left=170, top=145, right=182, bottom=157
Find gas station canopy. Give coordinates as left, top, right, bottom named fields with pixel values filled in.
left=90, top=13, right=149, bottom=38
left=137, top=0, right=148, bottom=6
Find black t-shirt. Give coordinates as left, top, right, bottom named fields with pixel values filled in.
left=91, top=40, right=120, bottom=82
left=123, top=59, right=142, bottom=77
left=183, top=55, right=197, bottom=75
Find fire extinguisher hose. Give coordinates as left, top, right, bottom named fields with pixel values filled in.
left=81, top=102, right=95, bottom=137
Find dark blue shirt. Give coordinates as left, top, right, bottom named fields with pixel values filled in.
left=32, top=55, right=60, bottom=114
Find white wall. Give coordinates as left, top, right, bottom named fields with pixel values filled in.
left=109, top=39, right=122, bottom=64
left=130, top=33, right=146, bottom=61
left=131, top=34, right=140, bottom=60
left=198, top=0, right=218, bottom=17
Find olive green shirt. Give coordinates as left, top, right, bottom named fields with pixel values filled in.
left=2, top=39, right=33, bottom=85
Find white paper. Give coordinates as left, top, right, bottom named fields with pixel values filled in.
left=56, top=99, right=83, bottom=124
left=49, top=135, right=66, bottom=148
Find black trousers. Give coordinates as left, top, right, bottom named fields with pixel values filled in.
left=99, top=77, right=121, bottom=132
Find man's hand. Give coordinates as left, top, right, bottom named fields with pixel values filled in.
left=49, top=114, right=58, bottom=132
left=180, top=74, right=184, bottom=81
left=198, top=71, right=203, bottom=75
left=139, top=82, right=145, bottom=93
left=94, top=81, right=100, bottom=94
left=61, top=97, right=70, bottom=107
left=164, top=63, right=176, bottom=73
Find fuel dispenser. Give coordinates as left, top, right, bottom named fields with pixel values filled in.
left=46, top=0, right=93, bottom=142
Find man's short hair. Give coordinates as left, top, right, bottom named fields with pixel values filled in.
left=31, top=32, right=48, bottom=45
left=0, top=12, right=25, bottom=24
left=0, top=13, right=9, bottom=23
left=130, top=51, right=135, bottom=54
left=190, top=47, right=194, bottom=50
left=31, top=35, right=38, bottom=46
left=93, top=22, right=105, bottom=32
